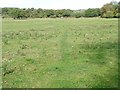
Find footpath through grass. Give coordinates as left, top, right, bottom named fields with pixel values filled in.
left=2, top=18, right=118, bottom=88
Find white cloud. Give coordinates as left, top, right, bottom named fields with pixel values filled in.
left=0, top=0, right=119, bottom=9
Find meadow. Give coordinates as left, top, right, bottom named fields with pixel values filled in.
left=2, top=18, right=118, bottom=88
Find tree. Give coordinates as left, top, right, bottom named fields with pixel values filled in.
left=10, top=8, right=20, bottom=19
left=101, top=1, right=119, bottom=18
left=44, top=10, right=54, bottom=17
left=103, top=11, right=114, bottom=18
left=85, top=8, right=100, bottom=17
left=54, top=10, right=63, bottom=17
left=2, top=1, right=119, bottom=19
left=62, top=9, right=72, bottom=17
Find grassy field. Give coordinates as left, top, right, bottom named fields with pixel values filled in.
left=2, top=18, right=118, bottom=88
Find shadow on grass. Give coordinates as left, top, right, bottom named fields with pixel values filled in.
left=79, top=41, right=118, bottom=88
left=91, top=68, right=118, bottom=88
left=78, top=41, right=118, bottom=65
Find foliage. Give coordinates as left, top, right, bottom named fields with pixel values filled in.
left=101, top=1, right=119, bottom=18
left=102, top=11, right=114, bottom=18
left=2, top=1, right=120, bottom=19
left=62, top=9, right=72, bottom=17
left=85, top=8, right=100, bottom=17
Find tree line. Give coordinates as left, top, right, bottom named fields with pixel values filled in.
left=2, top=1, right=120, bottom=19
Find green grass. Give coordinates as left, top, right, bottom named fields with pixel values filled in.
left=2, top=18, right=118, bottom=88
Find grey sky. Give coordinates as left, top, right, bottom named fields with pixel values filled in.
left=0, top=0, right=119, bottom=10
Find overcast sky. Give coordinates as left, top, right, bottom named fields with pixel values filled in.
left=0, top=0, right=119, bottom=10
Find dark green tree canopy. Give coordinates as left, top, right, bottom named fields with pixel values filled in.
left=85, top=8, right=100, bottom=17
